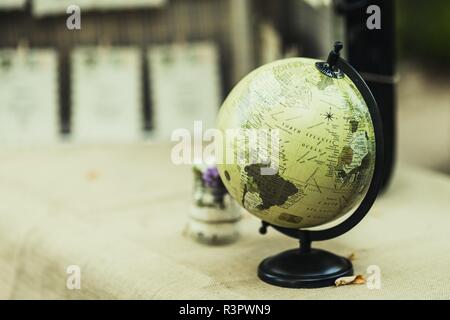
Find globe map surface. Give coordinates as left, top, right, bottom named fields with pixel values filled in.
left=217, top=58, right=376, bottom=229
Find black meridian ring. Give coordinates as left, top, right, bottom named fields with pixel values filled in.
left=267, top=56, right=385, bottom=242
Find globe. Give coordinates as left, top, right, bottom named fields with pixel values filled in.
left=217, top=57, right=376, bottom=229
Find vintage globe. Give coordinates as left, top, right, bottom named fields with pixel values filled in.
left=217, top=57, right=376, bottom=229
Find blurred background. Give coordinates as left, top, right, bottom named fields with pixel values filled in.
left=0, top=0, right=448, bottom=174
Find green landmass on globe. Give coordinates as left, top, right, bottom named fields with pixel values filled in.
left=217, top=57, right=376, bottom=229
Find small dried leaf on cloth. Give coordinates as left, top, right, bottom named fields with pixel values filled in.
left=347, top=253, right=356, bottom=261
left=335, top=275, right=366, bottom=287
left=87, top=170, right=99, bottom=181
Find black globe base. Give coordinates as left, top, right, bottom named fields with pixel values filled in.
left=258, top=247, right=353, bottom=288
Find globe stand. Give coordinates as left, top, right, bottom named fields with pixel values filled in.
left=258, top=224, right=353, bottom=288
left=257, top=41, right=385, bottom=289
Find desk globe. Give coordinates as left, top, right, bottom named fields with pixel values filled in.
left=217, top=42, right=384, bottom=288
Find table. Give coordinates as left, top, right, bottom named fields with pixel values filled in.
left=0, top=144, right=449, bottom=299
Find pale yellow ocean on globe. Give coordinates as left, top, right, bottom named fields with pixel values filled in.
left=217, top=57, right=376, bottom=229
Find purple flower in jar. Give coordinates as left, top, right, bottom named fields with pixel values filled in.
left=202, top=167, right=225, bottom=189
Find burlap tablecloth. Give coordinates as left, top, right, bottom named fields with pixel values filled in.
left=0, top=144, right=449, bottom=299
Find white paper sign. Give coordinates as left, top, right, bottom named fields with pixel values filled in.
left=0, top=49, right=59, bottom=145
left=0, top=0, right=26, bottom=10
left=71, top=47, right=142, bottom=143
left=32, top=0, right=166, bottom=16
left=149, top=42, right=221, bottom=141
